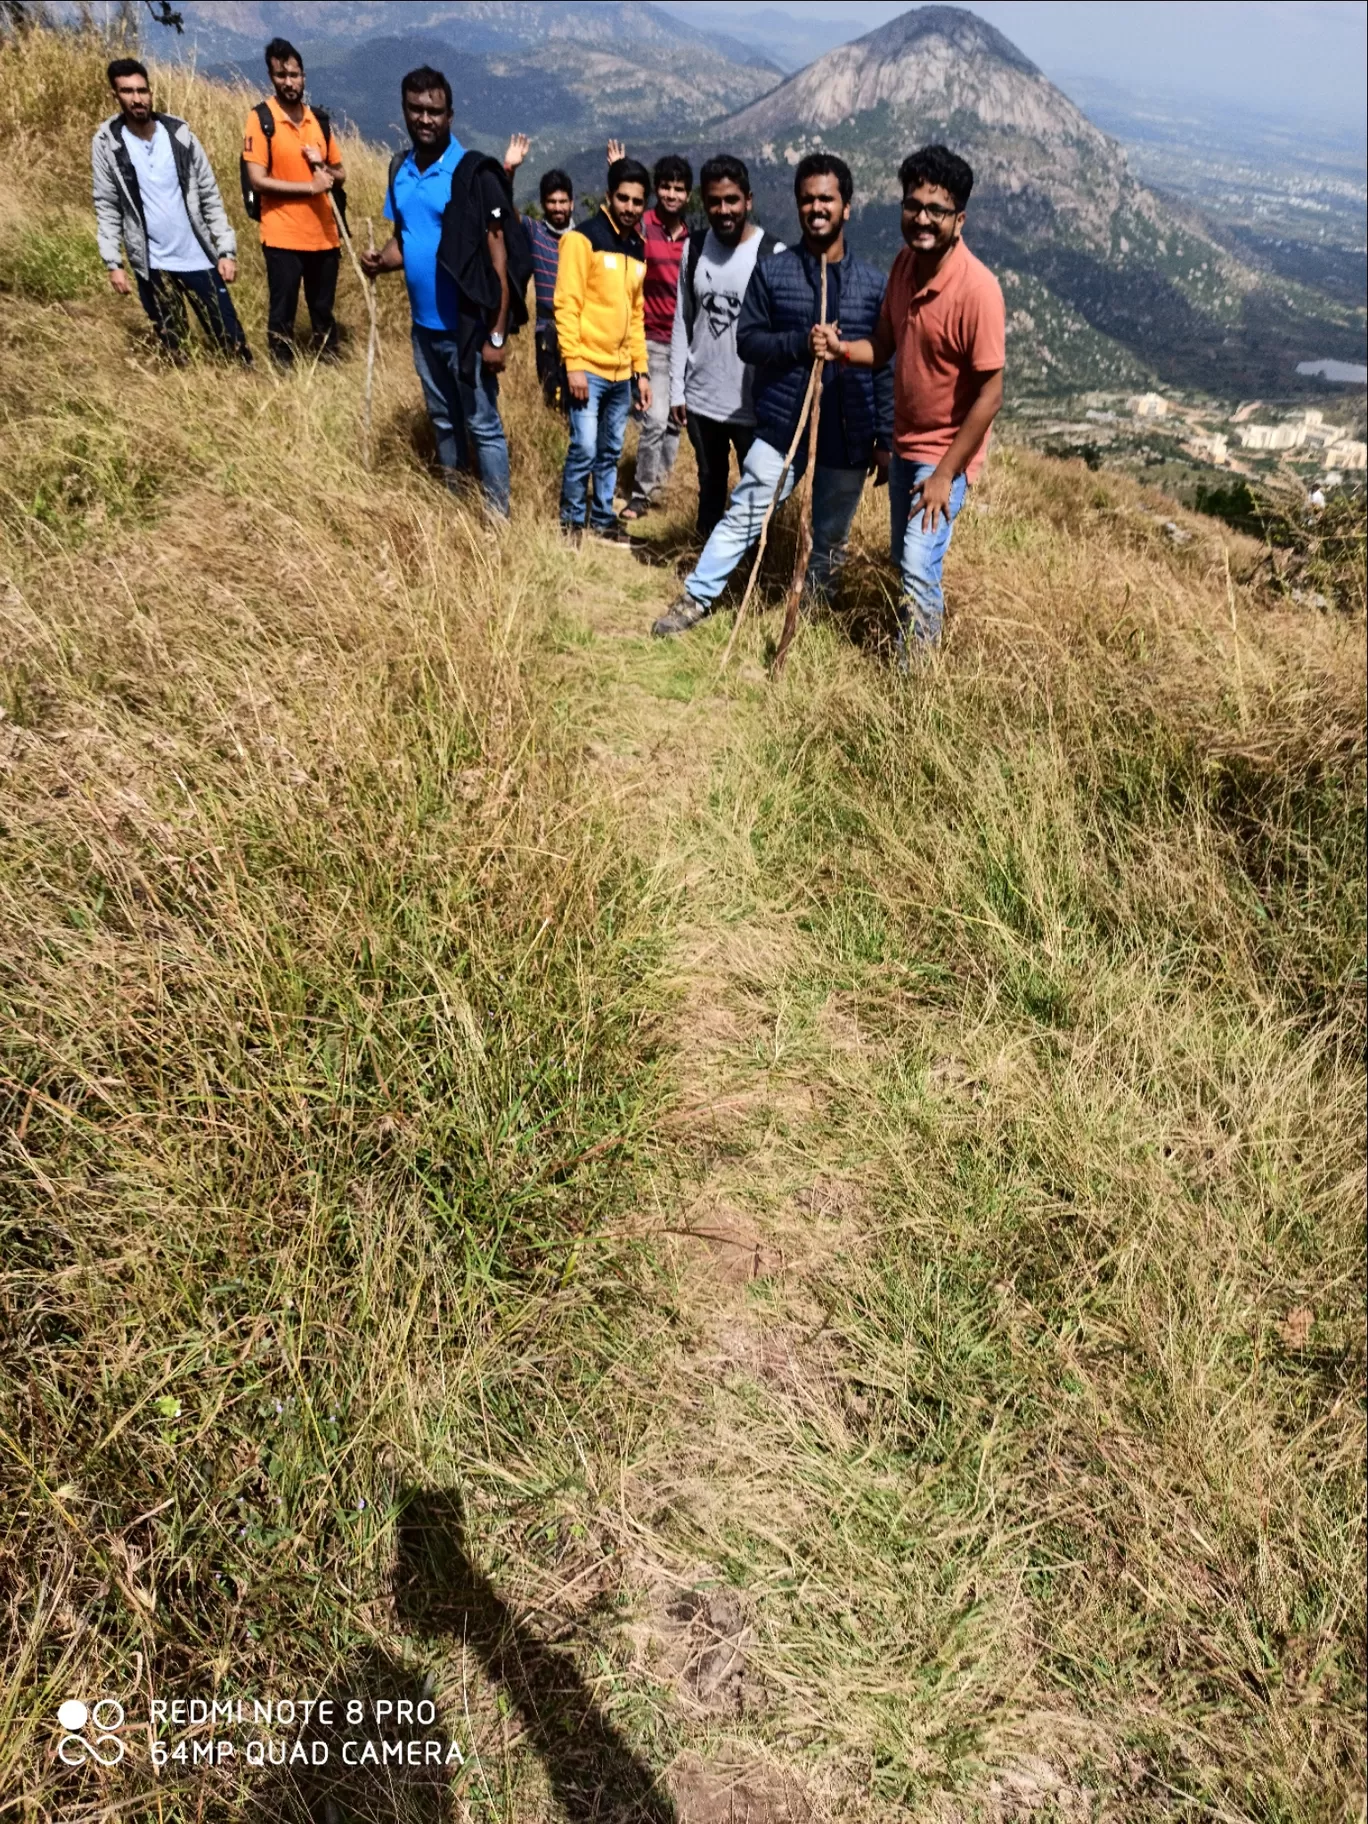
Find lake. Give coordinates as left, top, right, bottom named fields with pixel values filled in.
left=1296, top=359, right=1368, bottom=384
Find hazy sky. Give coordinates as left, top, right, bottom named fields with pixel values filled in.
left=673, top=1, right=1368, bottom=128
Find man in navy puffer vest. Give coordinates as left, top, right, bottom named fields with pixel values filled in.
left=652, top=153, right=892, bottom=637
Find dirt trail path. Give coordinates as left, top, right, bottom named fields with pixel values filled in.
left=542, top=534, right=891, bottom=1824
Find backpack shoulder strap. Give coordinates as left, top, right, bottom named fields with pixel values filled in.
left=386, top=148, right=406, bottom=236
left=313, top=105, right=330, bottom=150
left=683, top=226, right=708, bottom=338
left=254, top=99, right=274, bottom=174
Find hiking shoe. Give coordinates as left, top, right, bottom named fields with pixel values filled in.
left=651, top=594, right=710, bottom=638
left=589, top=522, right=634, bottom=547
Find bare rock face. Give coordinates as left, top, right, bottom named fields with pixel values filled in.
left=728, top=6, right=1085, bottom=143
left=720, top=3, right=1132, bottom=245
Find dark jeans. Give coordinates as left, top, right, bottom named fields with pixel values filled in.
left=686, top=412, right=756, bottom=538
left=534, top=325, right=568, bottom=412
left=263, top=245, right=340, bottom=365
left=409, top=326, right=511, bottom=518
left=135, top=266, right=250, bottom=360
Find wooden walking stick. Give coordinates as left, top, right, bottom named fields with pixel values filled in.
left=328, top=193, right=379, bottom=468
left=363, top=216, right=379, bottom=461
left=771, top=255, right=829, bottom=678
left=720, top=252, right=829, bottom=671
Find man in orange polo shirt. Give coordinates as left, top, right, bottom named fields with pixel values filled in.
left=817, top=144, right=1004, bottom=664
left=242, top=37, right=346, bottom=366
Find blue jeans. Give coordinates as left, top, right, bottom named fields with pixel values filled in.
left=135, top=266, right=250, bottom=360
left=410, top=326, right=511, bottom=518
left=889, top=454, right=968, bottom=646
left=561, top=374, right=633, bottom=529
left=683, top=436, right=867, bottom=609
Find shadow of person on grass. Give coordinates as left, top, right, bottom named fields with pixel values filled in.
left=394, top=1485, right=676, bottom=1824
left=243, top=1484, right=673, bottom=1823
left=242, top=1642, right=450, bottom=1824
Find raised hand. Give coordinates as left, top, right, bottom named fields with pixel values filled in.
left=503, top=132, right=530, bottom=172
left=606, top=138, right=625, bottom=165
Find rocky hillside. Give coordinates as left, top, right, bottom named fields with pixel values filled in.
left=172, top=0, right=779, bottom=163
left=712, top=5, right=1365, bottom=397
left=724, top=4, right=1124, bottom=240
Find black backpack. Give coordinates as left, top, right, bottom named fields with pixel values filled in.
left=682, top=224, right=780, bottom=340
left=240, top=100, right=348, bottom=228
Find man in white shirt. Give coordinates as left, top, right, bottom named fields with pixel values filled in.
left=92, top=58, right=251, bottom=361
left=669, top=155, right=781, bottom=537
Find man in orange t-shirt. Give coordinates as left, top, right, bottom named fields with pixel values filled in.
left=243, top=37, right=346, bottom=365
left=816, top=144, right=1004, bottom=662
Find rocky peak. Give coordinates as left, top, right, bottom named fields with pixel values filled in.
left=853, top=4, right=1041, bottom=75
left=723, top=3, right=1115, bottom=159
left=719, top=3, right=1128, bottom=242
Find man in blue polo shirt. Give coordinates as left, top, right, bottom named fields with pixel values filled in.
left=362, top=65, right=514, bottom=517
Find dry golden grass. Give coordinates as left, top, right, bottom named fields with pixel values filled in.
left=1, top=23, right=1364, bottom=1824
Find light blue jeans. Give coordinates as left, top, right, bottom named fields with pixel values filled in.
left=561, top=373, right=633, bottom=529
left=682, top=436, right=867, bottom=609
left=889, top=453, right=968, bottom=646
left=410, top=326, right=511, bottom=518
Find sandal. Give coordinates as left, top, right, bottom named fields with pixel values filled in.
left=618, top=498, right=651, bottom=521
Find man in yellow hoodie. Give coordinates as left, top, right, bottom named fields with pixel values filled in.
left=554, top=156, right=651, bottom=542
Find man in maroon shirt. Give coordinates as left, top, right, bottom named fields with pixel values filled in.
left=613, top=149, right=691, bottom=519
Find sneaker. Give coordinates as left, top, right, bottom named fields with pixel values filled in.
left=651, top=594, right=710, bottom=638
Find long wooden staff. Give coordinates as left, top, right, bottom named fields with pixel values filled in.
left=328, top=193, right=379, bottom=468
left=771, top=256, right=829, bottom=677
left=720, top=252, right=828, bottom=670
left=363, top=217, right=379, bottom=460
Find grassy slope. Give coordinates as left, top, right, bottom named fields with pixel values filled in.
left=1, top=29, right=1364, bottom=1824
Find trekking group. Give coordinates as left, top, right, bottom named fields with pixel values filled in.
left=92, top=45, right=1005, bottom=661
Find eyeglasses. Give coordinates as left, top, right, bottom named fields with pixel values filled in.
left=904, top=200, right=957, bottom=223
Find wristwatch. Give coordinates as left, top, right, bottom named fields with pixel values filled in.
left=487, top=330, right=505, bottom=349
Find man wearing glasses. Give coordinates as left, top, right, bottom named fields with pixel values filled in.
left=816, top=145, right=1004, bottom=664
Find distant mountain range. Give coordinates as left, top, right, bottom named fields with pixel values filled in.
left=708, top=6, right=1367, bottom=394
left=151, top=0, right=1363, bottom=399
left=179, top=2, right=778, bottom=157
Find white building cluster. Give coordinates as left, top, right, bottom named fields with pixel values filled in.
left=1235, top=410, right=1365, bottom=468
left=1124, top=395, right=1366, bottom=472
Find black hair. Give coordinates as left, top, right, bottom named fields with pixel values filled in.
left=898, top=144, right=973, bottom=210
left=699, top=154, right=750, bottom=196
left=653, top=153, right=693, bottom=192
left=539, top=168, right=574, bottom=205
left=793, top=151, right=853, bottom=206
left=264, top=36, right=303, bottom=70
left=607, top=156, right=650, bottom=195
left=106, top=56, right=149, bottom=86
left=401, top=65, right=452, bottom=110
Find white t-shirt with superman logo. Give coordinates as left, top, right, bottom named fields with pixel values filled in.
left=669, top=226, right=783, bottom=426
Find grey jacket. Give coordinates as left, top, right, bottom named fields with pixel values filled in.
left=91, top=112, right=236, bottom=279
